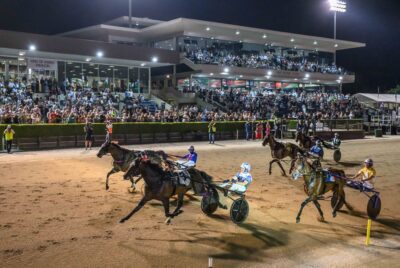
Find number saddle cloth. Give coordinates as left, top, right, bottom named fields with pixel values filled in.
left=165, top=169, right=191, bottom=187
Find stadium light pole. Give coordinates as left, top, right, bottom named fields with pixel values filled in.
left=329, top=0, right=347, bottom=64
left=129, top=0, right=132, bottom=28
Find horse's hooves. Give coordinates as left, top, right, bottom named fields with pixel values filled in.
left=174, top=210, right=183, bottom=216
left=106, top=186, right=109, bottom=191
left=296, top=218, right=300, bottom=224
left=317, top=216, right=325, bottom=223
left=119, top=218, right=126, bottom=223
left=345, top=204, right=354, bottom=211
left=332, top=212, right=337, bottom=218
left=128, top=187, right=136, bottom=193
left=165, top=217, right=172, bottom=225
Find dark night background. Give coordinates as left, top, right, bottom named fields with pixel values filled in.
left=0, top=0, right=399, bottom=93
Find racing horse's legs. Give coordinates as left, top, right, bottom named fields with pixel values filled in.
left=296, top=196, right=312, bottom=223
left=106, top=167, right=118, bottom=190
left=119, top=196, right=149, bottom=223
left=269, top=159, right=286, bottom=176
left=313, top=200, right=325, bottom=222
left=332, top=185, right=345, bottom=218
left=171, top=192, right=185, bottom=217
left=289, top=159, right=296, bottom=174
left=126, top=176, right=142, bottom=192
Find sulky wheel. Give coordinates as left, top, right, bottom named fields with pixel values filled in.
left=333, top=149, right=341, bottom=163
left=367, top=194, right=381, bottom=220
left=331, top=190, right=345, bottom=210
left=201, top=187, right=219, bottom=215
left=230, top=198, right=249, bottom=224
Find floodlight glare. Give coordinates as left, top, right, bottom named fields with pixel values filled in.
left=29, top=44, right=36, bottom=51
left=267, top=71, right=272, bottom=76
left=152, top=56, right=158, bottom=62
left=330, top=0, right=347, bottom=13
left=96, top=51, right=103, bottom=57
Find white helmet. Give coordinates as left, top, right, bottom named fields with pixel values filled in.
left=364, top=158, right=373, bottom=167
left=240, top=162, right=251, bottom=173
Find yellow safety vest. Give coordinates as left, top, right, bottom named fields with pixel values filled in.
left=4, top=130, right=14, bottom=141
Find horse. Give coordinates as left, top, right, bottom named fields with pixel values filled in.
left=291, top=153, right=352, bottom=223
left=96, top=140, right=167, bottom=191
left=262, top=132, right=302, bottom=176
left=119, top=154, right=213, bottom=224
left=295, top=130, right=314, bottom=150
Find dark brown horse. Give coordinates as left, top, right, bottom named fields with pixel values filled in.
left=262, top=132, right=302, bottom=176
left=96, top=140, right=167, bottom=191
left=295, top=131, right=314, bottom=150
left=291, top=154, right=352, bottom=223
left=119, top=155, right=213, bottom=224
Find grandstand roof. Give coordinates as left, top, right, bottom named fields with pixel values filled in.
left=354, top=93, right=400, bottom=104
left=59, top=16, right=365, bottom=53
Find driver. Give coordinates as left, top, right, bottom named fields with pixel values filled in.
left=220, top=163, right=252, bottom=194
left=307, top=140, right=324, bottom=168
left=331, top=133, right=341, bottom=148
left=176, top=145, right=198, bottom=169
left=351, top=158, right=376, bottom=189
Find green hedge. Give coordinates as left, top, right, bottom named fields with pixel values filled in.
left=0, top=122, right=245, bottom=138
left=0, top=119, right=364, bottom=138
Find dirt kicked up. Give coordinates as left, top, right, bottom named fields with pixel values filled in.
left=0, top=137, right=399, bottom=268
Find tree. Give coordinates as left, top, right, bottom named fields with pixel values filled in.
left=388, top=84, right=400, bottom=94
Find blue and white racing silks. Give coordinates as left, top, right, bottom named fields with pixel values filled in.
left=235, top=172, right=253, bottom=188
left=310, top=145, right=323, bottom=157
left=182, top=152, right=198, bottom=164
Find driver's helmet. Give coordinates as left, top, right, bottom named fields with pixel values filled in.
left=315, top=140, right=322, bottom=146
left=188, top=145, right=195, bottom=153
left=364, top=158, right=373, bottom=168
left=240, top=162, right=251, bottom=173
left=334, top=133, right=339, bottom=137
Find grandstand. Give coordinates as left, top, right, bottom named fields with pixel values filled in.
left=0, top=16, right=366, bottom=124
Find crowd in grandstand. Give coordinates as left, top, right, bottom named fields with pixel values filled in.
left=187, top=47, right=345, bottom=75
left=0, top=79, right=362, bottom=124
left=198, top=87, right=362, bottom=120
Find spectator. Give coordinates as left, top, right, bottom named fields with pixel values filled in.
left=3, top=125, right=15, bottom=154
left=84, top=121, right=94, bottom=150
left=245, top=121, right=252, bottom=141
left=208, top=119, right=216, bottom=144
left=265, top=122, right=271, bottom=137
left=255, top=122, right=263, bottom=140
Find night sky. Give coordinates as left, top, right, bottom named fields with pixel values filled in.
left=0, top=0, right=399, bottom=93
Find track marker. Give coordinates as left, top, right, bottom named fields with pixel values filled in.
left=365, top=218, right=372, bottom=246
left=208, top=257, right=213, bottom=268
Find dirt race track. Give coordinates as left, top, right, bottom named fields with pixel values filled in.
left=0, top=137, right=399, bottom=268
